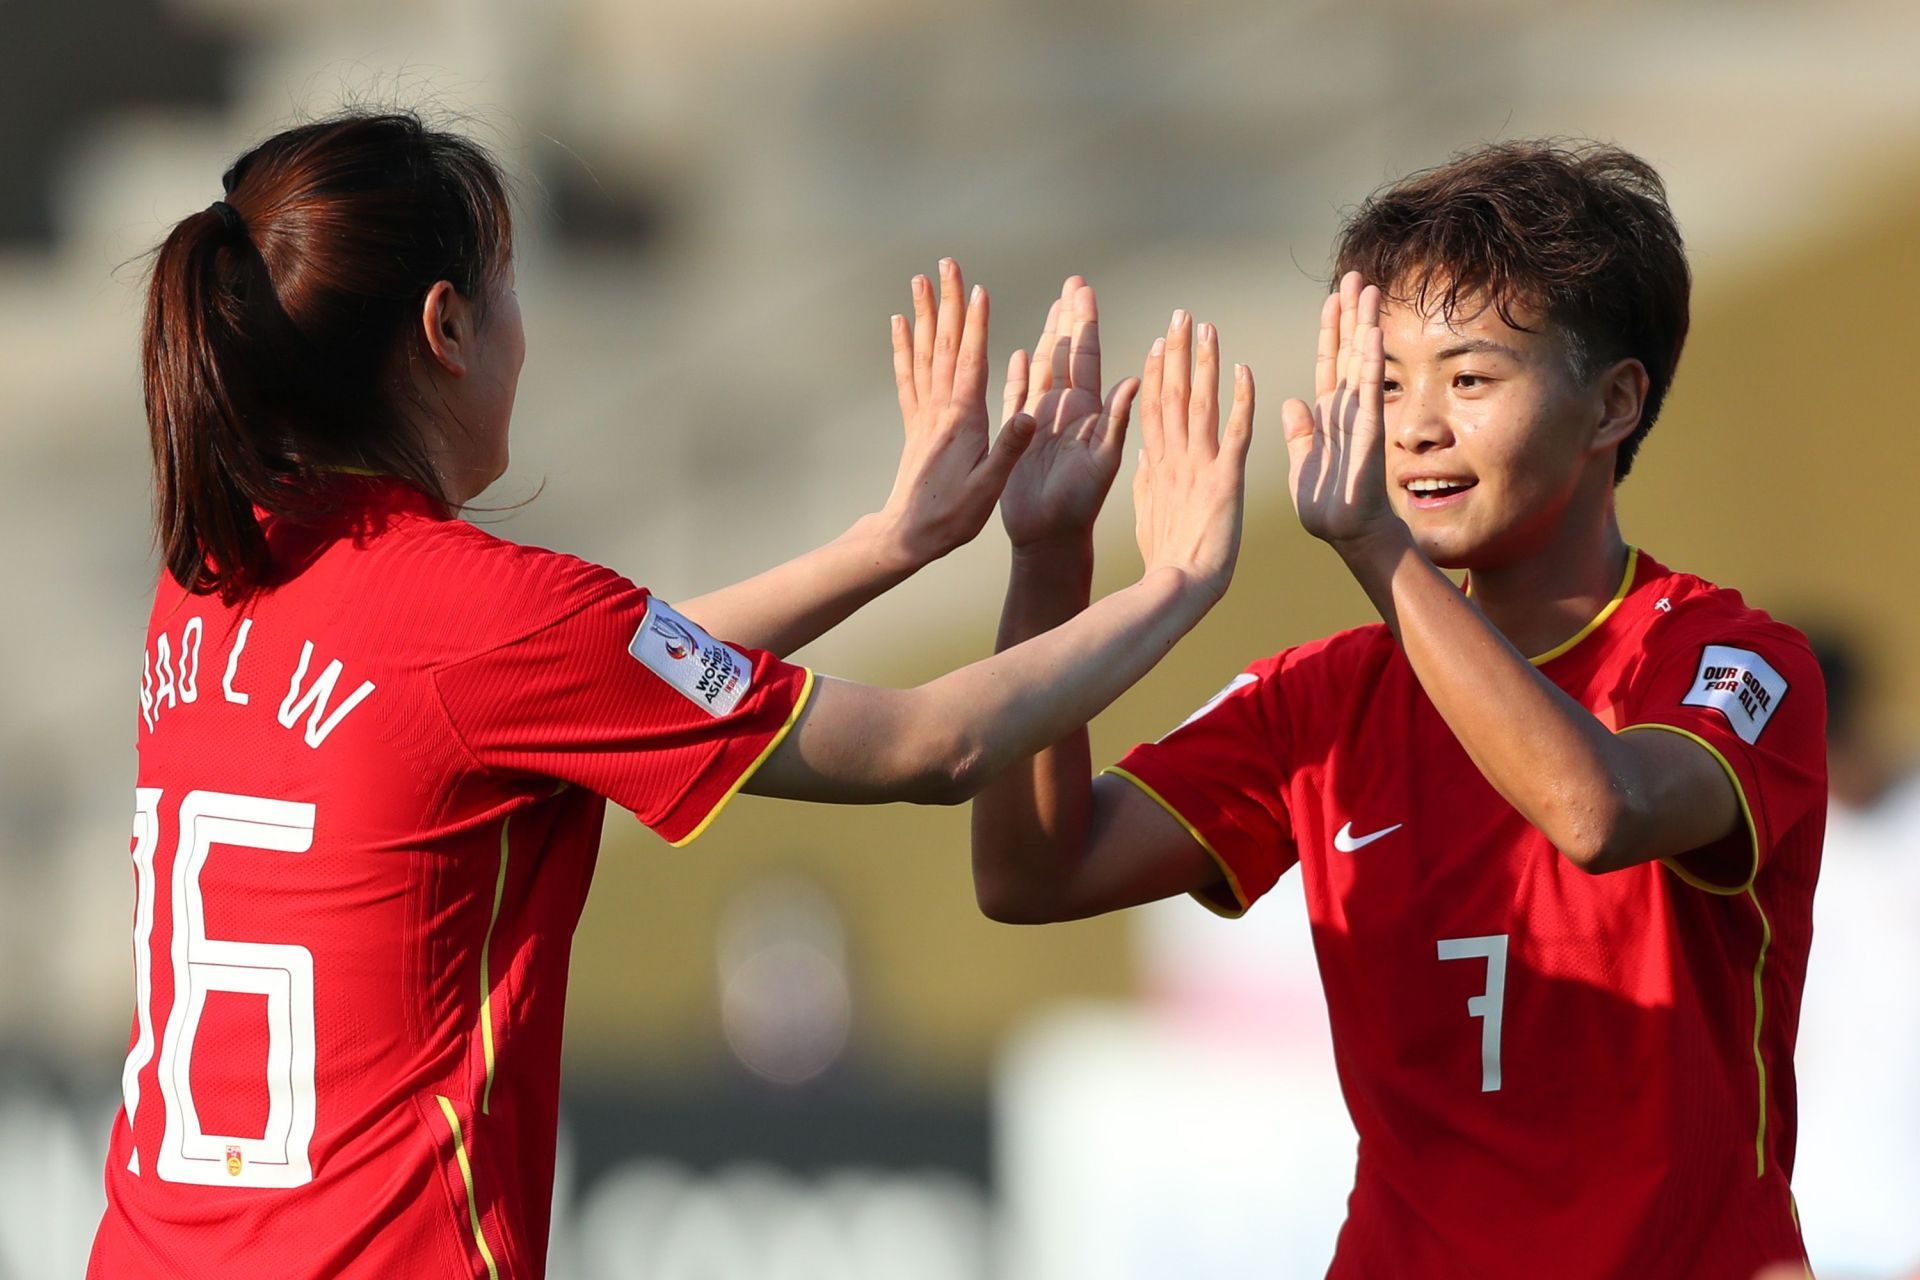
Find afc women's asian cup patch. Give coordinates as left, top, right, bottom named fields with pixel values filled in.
left=628, top=598, right=751, bottom=717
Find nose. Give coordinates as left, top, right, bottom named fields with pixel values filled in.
left=1394, top=376, right=1454, bottom=455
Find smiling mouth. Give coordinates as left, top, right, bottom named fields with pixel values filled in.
left=1403, top=478, right=1477, bottom=507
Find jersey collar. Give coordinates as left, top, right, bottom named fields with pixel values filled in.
left=1525, top=545, right=1640, bottom=666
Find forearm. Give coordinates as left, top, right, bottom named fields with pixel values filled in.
left=675, top=514, right=917, bottom=657
left=753, top=565, right=1211, bottom=808
left=1339, top=532, right=1691, bottom=869
left=925, top=565, right=1206, bottom=793
left=969, top=537, right=1097, bottom=907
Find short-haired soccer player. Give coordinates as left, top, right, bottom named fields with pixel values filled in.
left=973, top=143, right=1824, bottom=1277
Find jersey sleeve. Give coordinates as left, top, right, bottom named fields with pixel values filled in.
left=1615, top=611, right=1826, bottom=892
left=431, top=560, right=812, bottom=846
left=1107, top=655, right=1296, bottom=917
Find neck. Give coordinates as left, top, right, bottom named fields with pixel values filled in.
left=1466, top=500, right=1630, bottom=661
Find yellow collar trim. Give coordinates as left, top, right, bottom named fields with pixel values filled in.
left=1525, top=546, right=1639, bottom=666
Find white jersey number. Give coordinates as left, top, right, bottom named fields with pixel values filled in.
left=121, top=789, right=318, bottom=1188
left=1436, top=933, right=1508, bottom=1092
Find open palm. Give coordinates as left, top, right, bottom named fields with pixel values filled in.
left=999, top=277, right=1139, bottom=549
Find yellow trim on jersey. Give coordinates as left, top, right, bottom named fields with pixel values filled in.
left=1617, top=722, right=1774, bottom=1177
left=1103, top=765, right=1249, bottom=918
left=670, top=668, right=817, bottom=848
left=478, top=818, right=511, bottom=1115
left=1744, top=885, right=1775, bottom=1178
left=1526, top=546, right=1640, bottom=666
left=434, top=1095, right=502, bottom=1280
left=1616, top=722, right=1760, bottom=895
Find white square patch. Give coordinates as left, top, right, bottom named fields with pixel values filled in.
left=1681, top=644, right=1788, bottom=745
left=629, top=598, right=752, bottom=718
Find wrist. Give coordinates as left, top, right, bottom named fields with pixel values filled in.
left=1331, top=520, right=1417, bottom=580
left=1010, top=529, right=1096, bottom=575
left=848, top=511, right=929, bottom=578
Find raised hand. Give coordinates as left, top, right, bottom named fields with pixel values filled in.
left=1132, top=309, right=1254, bottom=601
left=1281, top=271, right=1403, bottom=550
left=881, top=258, right=1037, bottom=565
left=999, top=277, right=1140, bottom=551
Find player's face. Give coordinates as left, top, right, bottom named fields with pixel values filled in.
left=1378, top=293, right=1611, bottom=570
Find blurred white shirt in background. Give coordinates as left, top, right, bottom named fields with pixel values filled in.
left=1792, top=771, right=1920, bottom=1278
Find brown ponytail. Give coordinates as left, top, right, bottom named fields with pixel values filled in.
left=143, top=111, right=514, bottom=600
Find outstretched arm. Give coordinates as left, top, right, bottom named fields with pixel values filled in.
left=676, top=259, right=1033, bottom=656
left=1280, top=274, right=1737, bottom=873
left=964, top=297, right=1252, bottom=921
left=745, top=296, right=1253, bottom=866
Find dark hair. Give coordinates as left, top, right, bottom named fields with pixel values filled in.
left=1333, top=140, right=1690, bottom=482
left=144, top=110, right=514, bottom=600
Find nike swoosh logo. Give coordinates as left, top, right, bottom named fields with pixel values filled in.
left=1333, top=821, right=1403, bottom=853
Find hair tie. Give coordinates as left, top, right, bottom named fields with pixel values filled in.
left=207, top=200, right=246, bottom=237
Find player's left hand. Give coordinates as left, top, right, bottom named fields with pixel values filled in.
left=1281, top=271, right=1408, bottom=555
left=998, top=276, right=1140, bottom=553
left=880, top=258, right=1038, bottom=566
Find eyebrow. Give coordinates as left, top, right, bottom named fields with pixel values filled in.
left=1383, top=337, right=1526, bottom=364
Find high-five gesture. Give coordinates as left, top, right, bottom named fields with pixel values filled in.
left=999, top=277, right=1140, bottom=550
left=881, top=258, right=1038, bottom=564
left=1133, top=310, right=1255, bottom=600
left=1281, top=271, right=1403, bottom=550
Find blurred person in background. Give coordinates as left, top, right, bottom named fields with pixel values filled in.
left=1787, top=632, right=1920, bottom=1279
left=92, top=108, right=1254, bottom=1279
left=972, top=142, right=1826, bottom=1278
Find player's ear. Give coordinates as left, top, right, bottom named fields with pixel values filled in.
left=419, top=280, right=470, bottom=378
left=1589, top=356, right=1647, bottom=455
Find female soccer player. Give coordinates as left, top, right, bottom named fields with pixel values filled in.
left=91, top=111, right=1252, bottom=1278
left=972, top=143, right=1824, bottom=1278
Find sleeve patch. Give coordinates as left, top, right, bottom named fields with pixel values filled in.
left=1168, top=672, right=1259, bottom=738
left=629, top=599, right=752, bottom=717
left=1680, top=644, right=1787, bottom=744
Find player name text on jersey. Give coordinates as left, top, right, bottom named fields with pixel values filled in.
left=140, top=616, right=376, bottom=748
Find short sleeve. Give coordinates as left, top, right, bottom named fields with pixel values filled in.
left=1616, top=614, right=1826, bottom=892
left=431, top=567, right=812, bottom=846
left=1108, top=655, right=1296, bottom=917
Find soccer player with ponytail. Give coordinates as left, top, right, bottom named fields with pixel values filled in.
left=93, top=111, right=1253, bottom=1278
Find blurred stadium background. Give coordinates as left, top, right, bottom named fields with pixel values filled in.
left=3, top=0, right=1919, bottom=1276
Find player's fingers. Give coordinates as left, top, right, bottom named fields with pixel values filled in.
left=1358, top=318, right=1385, bottom=421
left=1030, top=298, right=1063, bottom=399
left=1220, top=363, right=1255, bottom=469
left=1337, top=270, right=1361, bottom=382
left=1281, top=396, right=1317, bottom=503
left=911, top=273, right=935, bottom=404
left=1188, top=320, right=1221, bottom=459
left=975, top=412, right=1038, bottom=495
left=1003, top=348, right=1029, bottom=429
left=952, top=284, right=989, bottom=414
left=1093, top=377, right=1140, bottom=458
left=930, top=258, right=965, bottom=405
left=1161, top=309, right=1192, bottom=455
left=891, top=313, right=916, bottom=430
left=1139, top=337, right=1166, bottom=464
left=1068, top=283, right=1101, bottom=392
left=1314, top=290, right=1341, bottom=400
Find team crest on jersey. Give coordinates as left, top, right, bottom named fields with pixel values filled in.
left=1681, top=644, right=1787, bottom=744
left=629, top=599, right=752, bottom=717
left=225, top=1146, right=243, bottom=1177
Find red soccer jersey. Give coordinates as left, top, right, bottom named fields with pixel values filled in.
left=1112, top=548, right=1825, bottom=1278
left=90, top=477, right=812, bottom=1279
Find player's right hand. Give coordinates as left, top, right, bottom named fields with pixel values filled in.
left=998, top=276, right=1140, bottom=553
left=1131, top=309, right=1253, bottom=602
